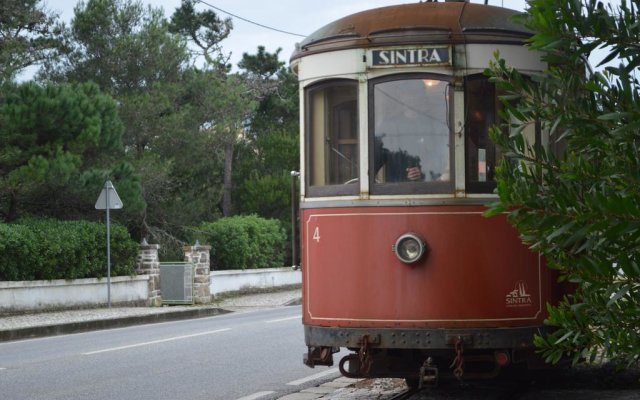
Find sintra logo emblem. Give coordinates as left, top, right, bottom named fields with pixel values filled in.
left=505, top=280, right=532, bottom=307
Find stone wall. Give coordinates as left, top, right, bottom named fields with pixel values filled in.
left=183, top=243, right=212, bottom=304
left=135, top=241, right=162, bottom=306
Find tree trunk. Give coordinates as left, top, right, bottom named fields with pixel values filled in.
left=222, top=141, right=233, bottom=217
left=6, top=190, right=18, bottom=222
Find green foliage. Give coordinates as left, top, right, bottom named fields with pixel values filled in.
left=197, top=215, right=286, bottom=270
left=234, top=48, right=300, bottom=263
left=233, top=130, right=299, bottom=265
left=53, top=0, right=189, bottom=95
left=234, top=172, right=292, bottom=222
left=40, top=0, right=255, bottom=245
left=239, top=47, right=300, bottom=136
left=169, top=0, right=232, bottom=68
left=0, top=0, right=65, bottom=85
left=169, top=1, right=258, bottom=216
left=234, top=130, right=299, bottom=219
left=0, top=81, right=144, bottom=222
left=131, top=69, right=254, bottom=245
left=1, top=0, right=297, bottom=271
left=0, top=218, right=137, bottom=281
left=486, top=0, right=640, bottom=365
left=239, top=46, right=284, bottom=80
left=0, top=223, right=37, bottom=281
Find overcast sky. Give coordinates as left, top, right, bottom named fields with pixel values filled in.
left=42, top=0, right=528, bottom=68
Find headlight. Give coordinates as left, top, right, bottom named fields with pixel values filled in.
left=393, top=233, right=427, bottom=264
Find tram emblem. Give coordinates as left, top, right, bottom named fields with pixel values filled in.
left=505, top=280, right=532, bottom=307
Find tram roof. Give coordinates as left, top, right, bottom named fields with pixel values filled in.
left=290, top=2, right=531, bottom=62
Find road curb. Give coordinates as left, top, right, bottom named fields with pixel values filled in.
left=0, top=307, right=231, bottom=342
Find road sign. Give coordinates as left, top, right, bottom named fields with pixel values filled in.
left=95, top=180, right=123, bottom=210
left=95, top=180, right=124, bottom=308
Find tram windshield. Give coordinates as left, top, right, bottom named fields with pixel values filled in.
left=303, top=76, right=514, bottom=197
left=371, top=76, right=452, bottom=194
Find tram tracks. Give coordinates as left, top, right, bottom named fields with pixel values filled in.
left=385, top=379, right=534, bottom=400
left=389, top=387, right=421, bottom=400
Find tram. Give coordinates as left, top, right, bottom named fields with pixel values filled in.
left=290, top=0, right=564, bottom=385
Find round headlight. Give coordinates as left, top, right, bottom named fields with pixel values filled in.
left=394, top=233, right=426, bottom=264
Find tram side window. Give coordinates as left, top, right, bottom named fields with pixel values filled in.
left=465, top=75, right=540, bottom=194
left=370, top=76, right=452, bottom=195
left=465, top=76, right=503, bottom=194
left=306, top=81, right=359, bottom=196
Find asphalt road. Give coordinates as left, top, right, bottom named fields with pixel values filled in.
left=0, top=305, right=341, bottom=400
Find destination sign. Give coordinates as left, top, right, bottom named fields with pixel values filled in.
left=371, top=47, right=451, bottom=67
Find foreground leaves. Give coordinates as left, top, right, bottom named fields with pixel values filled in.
left=487, top=0, right=640, bottom=365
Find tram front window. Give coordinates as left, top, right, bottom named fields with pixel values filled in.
left=371, top=76, right=452, bottom=194
left=306, top=80, right=359, bottom=196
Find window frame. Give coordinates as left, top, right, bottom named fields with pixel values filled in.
left=464, top=74, right=500, bottom=194
left=304, top=79, right=360, bottom=198
left=368, top=73, right=454, bottom=196
left=464, top=74, right=540, bottom=194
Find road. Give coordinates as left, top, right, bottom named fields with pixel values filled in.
left=0, top=305, right=340, bottom=400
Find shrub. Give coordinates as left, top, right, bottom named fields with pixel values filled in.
left=0, top=219, right=137, bottom=281
left=197, top=215, right=286, bottom=270
left=0, top=224, right=39, bottom=280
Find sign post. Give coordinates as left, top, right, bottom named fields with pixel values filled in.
left=95, top=180, right=123, bottom=308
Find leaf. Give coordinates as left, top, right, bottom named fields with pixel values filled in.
left=611, top=120, right=640, bottom=137
left=597, top=112, right=631, bottom=121
left=548, top=116, right=563, bottom=137
left=546, top=221, right=576, bottom=242
left=596, top=48, right=621, bottom=68
left=607, top=284, right=630, bottom=307
left=554, top=330, right=574, bottom=345
left=483, top=202, right=506, bottom=217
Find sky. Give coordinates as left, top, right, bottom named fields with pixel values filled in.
left=41, top=0, right=529, bottom=68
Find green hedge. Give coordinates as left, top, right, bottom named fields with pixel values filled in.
left=197, top=215, right=286, bottom=270
left=0, top=219, right=137, bottom=281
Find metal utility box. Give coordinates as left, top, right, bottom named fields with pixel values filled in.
left=159, top=262, right=194, bottom=305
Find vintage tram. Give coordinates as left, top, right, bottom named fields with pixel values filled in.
left=290, top=1, right=563, bottom=385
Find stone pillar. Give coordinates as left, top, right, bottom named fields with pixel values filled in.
left=183, top=243, right=212, bottom=304
left=136, top=241, right=162, bottom=306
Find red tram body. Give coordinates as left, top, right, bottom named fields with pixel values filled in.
left=291, top=1, right=564, bottom=384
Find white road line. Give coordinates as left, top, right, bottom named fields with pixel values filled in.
left=265, top=316, right=300, bottom=324
left=234, top=391, right=275, bottom=400
left=286, top=368, right=339, bottom=386
left=82, top=328, right=231, bottom=355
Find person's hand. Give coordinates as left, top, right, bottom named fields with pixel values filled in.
left=406, top=167, right=422, bottom=181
